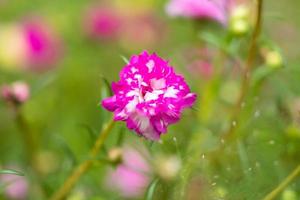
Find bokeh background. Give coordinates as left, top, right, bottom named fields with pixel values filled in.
left=0, top=0, right=300, bottom=199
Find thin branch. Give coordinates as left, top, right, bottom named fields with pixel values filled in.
left=222, top=0, right=264, bottom=142
left=50, top=119, right=115, bottom=200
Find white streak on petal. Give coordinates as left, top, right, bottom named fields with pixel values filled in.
left=144, top=90, right=164, bottom=102
left=146, top=60, right=155, bottom=72
left=131, top=67, right=138, bottom=73
left=164, top=86, right=179, bottom=98
left=150, top=78, right=166, bottom=90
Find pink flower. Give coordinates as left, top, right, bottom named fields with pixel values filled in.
left=83, top=5, right=122, bottom=41
left=22, top=18, right=62, bottom=72
left=102, top=51, right=196, bottom=140
left=0, top=18, right=62, bottom=72
left=105, top=146, right=151, bottom=198
left=0, top=172, right=28, bottom=199
left=120, top=13, right=166, bottom=50
left=1, top=81, right=30, bottom=104
left=166, top=0, right=228, bottom=25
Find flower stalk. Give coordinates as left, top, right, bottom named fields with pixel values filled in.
left=262, top=164, right=300, bottom=200
left=222, top=0, right=264, bottom=142
left=50, top=119, right=115, bottom=200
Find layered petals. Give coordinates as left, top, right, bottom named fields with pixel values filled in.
left=101, top=51, right=196, bottom=140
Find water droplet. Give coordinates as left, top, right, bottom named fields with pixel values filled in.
left=214, top=175, right=219, bottom=179
left=232, top=121, right=237, bottom=127
left=241, top=102, right=246, bottom=108
left=254, top=110, right=260, bottom=118
left=255, top=162, right=260, bottom=168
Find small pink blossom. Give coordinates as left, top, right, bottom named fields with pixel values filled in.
left=22, top=18, right=62, bottom=72
left=105, top=146, right=151, bottom=198
left=102, top=51, right=196, bottom=140
left=1, top=81, right=30, bottom=104
left=120, top=13, right=166, bottom=50
left=0, top=172, right=28, bottom=200
left=190, top=60, right=214, bottom=79
left=166, top=0, right=228, bottom=25
left=83, top=5, right=122, bottom=41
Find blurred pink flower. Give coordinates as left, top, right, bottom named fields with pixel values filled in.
left=22, top=18, right=62, bottom=72
left=0, top=172, right=28, bottom=200
left=1, top=81, right=30, bottom=104
left=120, top=13, right=166, bottom=50
left=189, top=60, right=214, bottom=79
left=166, top=0, right=229, bottom=25
left=102, top=51, right=196, bottom=140
left=83, top=5, right=122, bottom=41
left=105, top=146, right=151, bottom=198
left=0, top=18, right=62, bottom=72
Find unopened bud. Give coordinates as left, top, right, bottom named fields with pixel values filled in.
left=155, top=155, right=181, bottom=181
left=282, top=189, right=297, bottom=200
left=265, top=51, right=283, bottom=68
left=108, top=147, right=123, bottom=164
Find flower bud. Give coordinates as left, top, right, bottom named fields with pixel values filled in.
left=229, top=5, right=250, bottom=35
left=265, top=50, right=283, bottom=68
left=155, top=155, right=181, bottom=181
left=108, top=147, right=123, bottom=164
left=282, top=189, right=297, bottom=200
left=35, top=151, right=59, bottom=175
left=0, top=167, right=29, bottom=200
left=1, top=81, right=30, bottom=104
left=219, top=81, right=240, bottom=104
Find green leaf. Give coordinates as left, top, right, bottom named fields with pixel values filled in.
left=78, top=123, right=98, bottom=142
left=0, top=169, right=24, bottom=176
left=199, top=31, right=223, bottom=49
left=251, top=65, right=275, bottom=88
left=145, top=178, right=159, bottom=200
left=99, top=76, right=112, bottom=99
left=120, top=55, right=129, bottom=64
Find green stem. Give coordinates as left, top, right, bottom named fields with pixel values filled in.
left=222, top=0, right=264, bottom=142
left=50, top=119, right=115, bottom=200
left=262, top=164, right=300, bottom=200
left=15, top=109, right=37, bottom=165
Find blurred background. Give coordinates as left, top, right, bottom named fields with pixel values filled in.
left=0, top=0, right=300, bottom=199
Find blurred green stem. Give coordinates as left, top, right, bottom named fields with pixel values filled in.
left=50, top=119, right=115, bottom=200
left=15, top=107, right=38, bottom=166
left=222, top=0, right=263, bottom=142
left=262, top=164, right=300, bottom=200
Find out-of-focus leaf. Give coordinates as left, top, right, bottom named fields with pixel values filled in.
left=145, top=178, right=159, bottom=200
left=54, top=135, right=78, bottom=166
left=78, top=123, right=98, bottom=142
left=99, top=76, right=112, bottom=99
left=0, top=169, right=24, bottom=176
left=120, top=55, right=129, bottom=64
left=251, top=66, right=276, bottom=88
left=32, top=73, right=57, bottom=95
left=116, top=126, right=125, bottom=146
left=199, top=31, right=223, bottom=49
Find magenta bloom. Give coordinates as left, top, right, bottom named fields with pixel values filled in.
left=83, top=5, right=122, bottom=41
left=166, top=0, right=228, bottom=25
left=22, top=18, right=62, bottom=71
left=105, top=146, right=151, bottom=198
left=1, top=81, right=30, bottom=104
left=102, top=51, right=196, bottom=140
left=0, top=173, right=28, bottom=200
